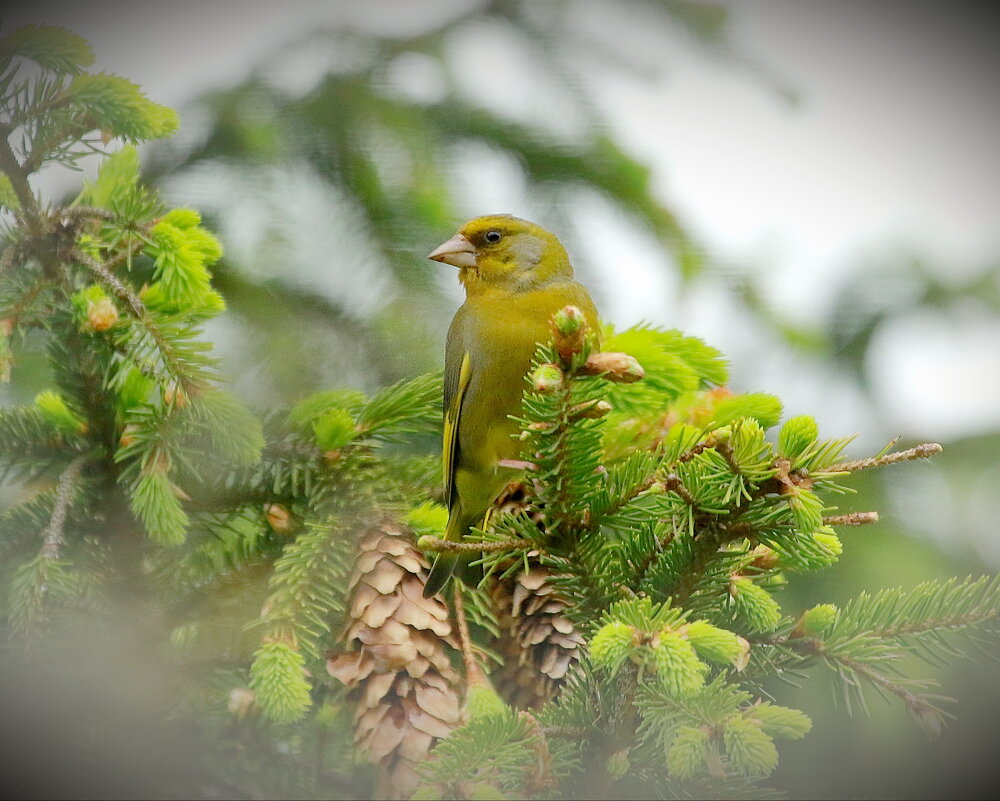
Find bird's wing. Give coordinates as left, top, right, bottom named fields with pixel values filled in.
left=443, top=348, right=471, bottom=513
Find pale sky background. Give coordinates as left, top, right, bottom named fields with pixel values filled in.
left=9, top=1, right=1000, bottom=450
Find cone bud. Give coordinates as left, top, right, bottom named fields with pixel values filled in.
left=404, top=502, right=448, bottom=539
left=119, top=424, right=139, bottom=449
left=606, top=748, right=631, bottom=779
left=163, top=381, right=189, bottom=409
left=552, top=305, right=586, bottom=337
left=580, top=352, right=644, bottom=383
left=723, top=716, right=778, bottom=777
left=707, top=425, right=732, bottom=444
left=248, top=639, right=312, bottom=723
left=264, top=502, right=293, bottom=534
left=466, top=783, right=508, bottom=801
left=812, top=529, right=843, bottom=559
left=161, top=208, right=202, bottom=229
left=915, top=707, right=944, bottom=741
left=569, top=399, right=612, bottom=421
left=750, top=545, right=779, bottom=570
left=87, top=296, right=119, bottom=331
left=551, top=305, right=588, bottom=363
left=228, top=687, right=256, bottom=718
left=313, top=407, right=357, bottom=450
left=749, top=703, right=812, bottom=740
left=531, top=363, right=564, bottom=394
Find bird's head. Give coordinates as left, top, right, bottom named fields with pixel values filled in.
left=427, top=215, right=574, bottom=293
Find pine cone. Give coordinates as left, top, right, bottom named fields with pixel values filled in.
left=327, top=522, right=461, bottom=799
left=490, top=566, right=584, bottom=710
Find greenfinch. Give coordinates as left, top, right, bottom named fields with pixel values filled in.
left=423, top=215, right=600, bottom=598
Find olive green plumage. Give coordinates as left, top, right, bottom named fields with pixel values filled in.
left=423, top=215, right=600, bottom=597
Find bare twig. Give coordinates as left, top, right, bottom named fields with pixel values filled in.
left=662, top=472, right=698, bottom=507
left=40, top=455, right=87, bottom=559
left=822, top=443, right=942, bottom=474
left=452, top=583, right=478, bottom=681
left=419, top=536, right=528, bottom=553
left=59, top=206, right=116, bottom=223
left=823, top=512, right=879, bottom=527
left=520, top=710, right=557, bottom=794
left=541, top=725, right=589, bottom=739
left=714, top=440, right=743, bottom=477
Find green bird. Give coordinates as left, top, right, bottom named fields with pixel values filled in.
left=422, top=215, right=600, bottom=598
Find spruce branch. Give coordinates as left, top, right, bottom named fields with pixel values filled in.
left=843, top=656, right=953, bottom=740
left=256, top=517, right=352, bottom=661
left=75, top=246, right=144, bottom=316
left=632, top=523, right=677, bottom=586
left=834, top=576, right=1000, bottom=641
left=799, top=638, right=953, bottom=739
left=677, top=437, right=721, bottom=464
left=0, top=273, right=52, bottom=328
left=0, top=405, right=84, bottom=464
left=0, top=122, right=40, bottom=223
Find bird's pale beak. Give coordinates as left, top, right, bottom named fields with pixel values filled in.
left=427, top=233, right=476, bottom=269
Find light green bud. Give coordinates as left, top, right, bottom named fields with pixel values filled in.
left=650, top=631, right=707, bottom=697
left=797, top=603, right=838, bottom=636
left=590, top=621, right=635, bottom=674
left=778, top=415, right=818, bottom=460
left=666, top=725, right=710, bottom=780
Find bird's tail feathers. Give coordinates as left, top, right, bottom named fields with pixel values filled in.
left=423, top=550, right=459, bottom=598
left=421, top=508, right=487, bottom=598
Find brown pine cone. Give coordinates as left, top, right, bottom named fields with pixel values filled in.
left=327, top=521, right=461, bottom=800
left=490, top=566, right=584, bottom=710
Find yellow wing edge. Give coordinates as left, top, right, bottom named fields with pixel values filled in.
left=442, top=351, right=471, bottom=508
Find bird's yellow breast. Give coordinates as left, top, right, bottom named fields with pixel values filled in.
left=453, top=281, right=599, bottom=476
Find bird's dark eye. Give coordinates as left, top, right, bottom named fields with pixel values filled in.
left=484, top=230, right=502, bottom=243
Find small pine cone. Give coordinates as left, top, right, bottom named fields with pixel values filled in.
left=327, top=521, right=462, bottom=800
left=493, top=480, right=546, bottom=528
left=490, top=566, right=584, bottom=710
